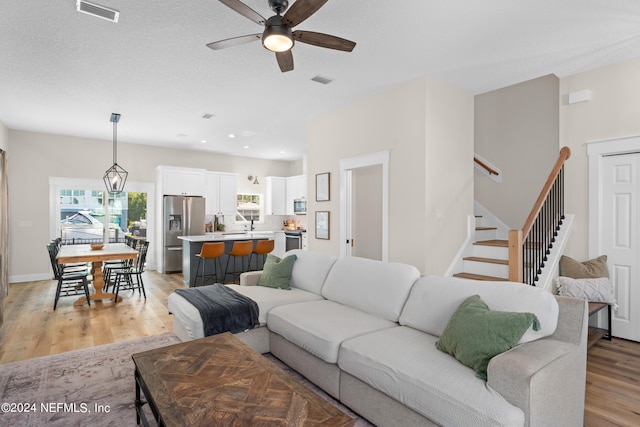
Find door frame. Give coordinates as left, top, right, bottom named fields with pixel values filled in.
left=587, top=135, right=640, bottom=332
left=339, top=150, right=389, bottom=261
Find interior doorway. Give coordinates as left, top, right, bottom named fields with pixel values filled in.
left=340, top=151, right=389, bottom=261
left=588, top=137, right=640, bottom=342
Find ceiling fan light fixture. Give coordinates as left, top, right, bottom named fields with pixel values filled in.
left=262, top=16, right=293, bottom=52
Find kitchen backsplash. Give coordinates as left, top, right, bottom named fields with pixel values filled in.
left=206, top=214, right=307, bottom=232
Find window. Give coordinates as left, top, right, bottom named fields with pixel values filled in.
left=236, top=193, right=263, bottom=223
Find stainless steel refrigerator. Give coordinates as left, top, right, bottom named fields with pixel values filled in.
left=163, top=195, right=206, bottom=273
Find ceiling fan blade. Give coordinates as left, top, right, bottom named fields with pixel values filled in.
left=293, top=30, right=356, bottom=52
left=282, top=0, right=328, bottom=28
left=219, top=0, right=266, bottom=25
left=206, top=34, right=261, bottom=50
left=276, top=50, right=294, bottom=72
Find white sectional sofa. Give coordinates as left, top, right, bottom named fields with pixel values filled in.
left=167, top=250, right=588, bottom=427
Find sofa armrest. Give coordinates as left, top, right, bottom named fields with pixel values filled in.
left=487, top=296, right=588, bottom=427
left=239, top=271, right=262, bottom=286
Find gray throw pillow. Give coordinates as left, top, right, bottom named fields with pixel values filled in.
left=258, top=254, right=297, bottom=290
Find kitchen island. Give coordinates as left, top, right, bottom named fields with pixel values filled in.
left=178, top=232, right=273, bottom=287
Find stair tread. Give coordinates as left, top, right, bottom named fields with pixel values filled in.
left=473, top=239, right=508, bottom=247
left=463, top=256, right=508, bottom=265
left=476, top=227, right=497, bottom=231
left=453, top=272, right=509, bottom=281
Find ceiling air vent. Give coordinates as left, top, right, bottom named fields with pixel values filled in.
left=76, top=1, right=119, bottom=23
left=311, top=75, right=334, bottom=85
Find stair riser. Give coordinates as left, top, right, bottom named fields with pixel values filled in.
left=462, top=260, right=509, bottom=278
left=475, top=229, right=498, bottom=241
left=472, top=245, right=508, bottom=259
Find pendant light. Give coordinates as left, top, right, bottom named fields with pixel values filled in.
left=103, top=113, right=128, bottom=194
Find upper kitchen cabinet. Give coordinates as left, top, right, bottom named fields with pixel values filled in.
left=265, top=176, right=287, bottom=215
left=156, top=165, right=206, bottom=197
left=285, top=175, right=307, bottom=215
left=205, top=172, right=238, bottom=216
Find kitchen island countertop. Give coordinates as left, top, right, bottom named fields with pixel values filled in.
left=178, top=231, right=274, bottom=243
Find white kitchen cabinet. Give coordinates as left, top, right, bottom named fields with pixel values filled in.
left=205, top=172, right=238, bottom=216
left=266, top=176, right=287, bottom=215
left=157, top=166, right=205, bottom=196
left=285, top=175, right=307, bottom=215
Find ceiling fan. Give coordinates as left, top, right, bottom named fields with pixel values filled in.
left=207, top=0, right=356, bottom=72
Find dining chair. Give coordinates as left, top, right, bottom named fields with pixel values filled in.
left=46, top=242, right=91, bottom=310
left=104, top=238, right=140, bottom=290
left=114, top=240, right=149, bottom=301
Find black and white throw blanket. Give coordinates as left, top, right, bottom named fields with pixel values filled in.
left=175, top=283, right=259, bottom=336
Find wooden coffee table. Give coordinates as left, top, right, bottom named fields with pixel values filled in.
left=132, top=332, right=355, bottom=426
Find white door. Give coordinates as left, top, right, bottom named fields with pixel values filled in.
left=602, top=153, right=640, bottom=341
left=352, top=165, right=383, bottom=260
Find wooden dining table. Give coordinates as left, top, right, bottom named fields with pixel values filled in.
left=56, top=243, right=139, bottom=306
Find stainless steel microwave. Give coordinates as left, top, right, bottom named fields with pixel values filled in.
left=293, top=198, right=307, bottom=215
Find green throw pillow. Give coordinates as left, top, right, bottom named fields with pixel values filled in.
left=257, top=254, right=297, bottom=290
left=436, top=295, right=540, bottom=380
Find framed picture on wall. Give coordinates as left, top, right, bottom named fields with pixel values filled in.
left=316, top=172, right=330, bottom=201
left=315, top=211, right=330, bottom=240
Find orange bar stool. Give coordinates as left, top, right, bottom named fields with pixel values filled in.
left=224, top=240, right=253, bottom=284
left=250, top=239, right=275, bottom=271
left=195, top=242, right=225, bottom=287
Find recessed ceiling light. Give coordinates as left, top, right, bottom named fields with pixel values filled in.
left=280, top=150, right=286, bottom=154
left=243, top=145, right=250, bottom=149
left=228, top=134, right=236, bottom=139
left=176, top=133, right=188, bottom=138
left=200, top=140, right=208, bottom=143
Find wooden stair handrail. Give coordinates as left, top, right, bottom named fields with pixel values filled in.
left=474, top=157, right=500, bottom=176
left=521, top=146, right=571, bottom=237
left=508, top=146, right=571, bottom=283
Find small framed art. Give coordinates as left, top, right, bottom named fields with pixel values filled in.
left=315, top=211, right=330, bottom=240
left=315, top=172, right=330, bottom=202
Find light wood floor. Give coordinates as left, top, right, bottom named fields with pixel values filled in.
left=0, top=270, right=186, bottom=364
left=1, top=272, right=639, bottom=425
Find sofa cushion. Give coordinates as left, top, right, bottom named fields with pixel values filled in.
left=436, top=295, right=540, bottom=380
left=267, top=300, right=397, bottom=364
left=284, top=249, right=337, bottom=295
left=258, top=254, right=297, bottom=290
left=168, top=284, right=324, bottom=336
left=321, top=257, right=420, bottom=322
left=338, top=326, right=524, bottom=427
left=399, top=276, right=558, bottom=344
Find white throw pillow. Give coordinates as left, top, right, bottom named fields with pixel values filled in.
left=556, top=276, right=615, bottom=303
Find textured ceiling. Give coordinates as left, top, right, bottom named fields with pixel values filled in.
left=2, top=0, right=640, bottom=160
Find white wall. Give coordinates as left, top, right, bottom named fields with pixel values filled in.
left=475, top=75, right=560, bottom=228
left=308, top=76, right=474, bottom=274
left=0, top=121, right=7, bottom=151
left=560, top=57, right=640, bottom=260
left=7, top=129, right=298, bottom=281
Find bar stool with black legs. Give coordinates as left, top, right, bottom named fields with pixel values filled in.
left=194, top=242, right=225, bottom=286
left=250, top=239, right=275, bottom=271
left=224, top=240, right=253, bottom=284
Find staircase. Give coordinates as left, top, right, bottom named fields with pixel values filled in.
left=453, top=215, right=509, bottom=281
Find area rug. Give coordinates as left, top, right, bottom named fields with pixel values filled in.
left=0, top=332, right=372, bottom=426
